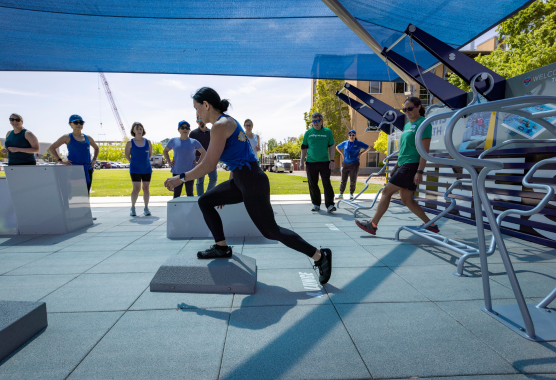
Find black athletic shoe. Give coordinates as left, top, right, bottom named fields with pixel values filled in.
left=197, top=244, right=233, bottom=259
left=420, top=224, right=440, bottom=233
left=314, top=248, right=332, bottom=285
left=356, top=220, right=377, bottom=235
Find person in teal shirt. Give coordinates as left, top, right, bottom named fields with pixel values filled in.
left=355, top=97, right=440, bottom=235
left=300, top=112, right=336, bottom=213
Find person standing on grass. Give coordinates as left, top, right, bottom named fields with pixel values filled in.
left=164, top=120, right=206, bottom=198
left=244, top=119, right=260, bottom=163
left=335, top=130, right=370, bottom=200
left=48, top=115, right=99, bottom=194
left=300, top=112, right=336, bottom=213
left=355, top=97, right=439, bottom=235
left=190, top=117, right=216, bottom=196
left=125, top=122, right=153, bottom=217
left=3, top=113, right=40, bottom=166
left=164, top=87, right=332, bottom=285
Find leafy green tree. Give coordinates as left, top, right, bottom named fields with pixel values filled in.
left=152, top=142, right=164, bottom=155
left=449, top=0, right=556, bottom=90
left=374, top=131, right=389, bottom=155
left=0, top=142, right=8, bottom=160
left=42, top=150, right=56, bottom=162
left=304, top=79, right=351, bottom=158
left=267, top=138, right=278, bottom=151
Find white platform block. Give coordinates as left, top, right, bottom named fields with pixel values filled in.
left=0, top=178, right=18, bottom=235
left=167, top=196, right=262, bottom=238
left=4, top=166, right=93, bottom=234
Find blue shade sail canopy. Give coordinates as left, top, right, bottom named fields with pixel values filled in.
left=0, top=0, right=533, bottom=80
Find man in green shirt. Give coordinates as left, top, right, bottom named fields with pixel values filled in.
left=300, top=112, right=336, bottom=212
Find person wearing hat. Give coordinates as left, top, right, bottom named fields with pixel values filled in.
left=163, top=120, right=206, bottom=198
left=125, top=122, right=153, bottom=216
left=48, top=114, right=99, bottom=193
left=335, top=130, right=370, bottom=200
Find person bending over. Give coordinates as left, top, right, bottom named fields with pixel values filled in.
left=355, top=97, right=439, bottom=235
left=165, top=87, right=332, bottom=285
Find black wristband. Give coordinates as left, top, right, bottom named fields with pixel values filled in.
left=416, top=170, right=424, bottom=174
left=58, top=158, right=63, bottom=162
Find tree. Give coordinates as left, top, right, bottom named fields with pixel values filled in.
left=374, top=131, right=389, bottom=155
left=42, top=150, right=56, bottom=163
left=267, top=138, right=278, bottom=151
left=304, top=79, right=351, bottom=158
left=0, top=142, right=7, bottom=160
left=449, top=0, right=556, bottom=90
left=151, top=143, right=164, bottom=155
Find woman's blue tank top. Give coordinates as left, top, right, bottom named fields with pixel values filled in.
left=129, top=138, right=152, bottom=174
left=67, top=133, right=92, bottom=184
left=218, top=115, right=258, bottom=171
left=5, top=129, right=36, bottom=164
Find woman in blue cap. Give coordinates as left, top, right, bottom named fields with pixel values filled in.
left=125, top=122, right=153, bottom=216
left=163, top=120, right=206, bottom=198
left=48, top=115, right=99, bottom=193
left=335, top=130, right=370, bottom=200
left=164, top=87, right=332, bottom=285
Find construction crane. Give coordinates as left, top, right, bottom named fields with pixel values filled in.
left=98, top=72, right=128, bottom=140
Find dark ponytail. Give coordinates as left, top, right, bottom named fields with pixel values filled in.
left=192, top=87, right=231, bottom=113
left=405, top=96, right=425, bottom=117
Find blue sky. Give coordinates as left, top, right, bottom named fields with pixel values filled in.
left=0, top=72, right=311, bottom=151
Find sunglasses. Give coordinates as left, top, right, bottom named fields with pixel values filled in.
left=9, top=118, right=21, bottom=122
left=179, top=125, right=190, bottom=130
left=402, top=106, right=417, bottom=112
left=348, top=134, right=356, bottom=136
left=312, top=120, right=322, bottom=124
left=72, top=121, right=85, bottom=125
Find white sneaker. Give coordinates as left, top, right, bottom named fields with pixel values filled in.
left=327, top=205, right=337, bottom=213
left=311, top=205, right=320, bottom=212
left=144, top=207, right=151, bottom=216
left=130, top=207, right=136, bottom=217
left=335, top=194, right=343, bottom=200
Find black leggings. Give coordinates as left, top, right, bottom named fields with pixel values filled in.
left=171, top=171, right=194, bottom=198
left=87, top=168, right=94, bottom=193
left=198, top=162, right=316, bottom=257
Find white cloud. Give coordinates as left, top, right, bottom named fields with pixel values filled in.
left=159, top=79, right=191, bottom=91
left=0, top=88, right=42, bottom=97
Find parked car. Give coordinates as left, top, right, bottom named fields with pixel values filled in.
left=150, top=154, right=166, bottom=169
left=110, top=162, right=121, bottom=168
left=97, top=161, right=111, bottom=169
left=120, top=162, right=130, bottom=168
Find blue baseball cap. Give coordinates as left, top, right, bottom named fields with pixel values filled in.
left=348, top=130, right=356, bottom=134
left=178, top=120, right=190, bottom=128
left=69, top=114, right=83, bottom=123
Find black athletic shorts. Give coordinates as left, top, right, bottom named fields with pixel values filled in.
left=389, top=162, right=419, bottom=191
left=130, top=172, right=152, bottom=182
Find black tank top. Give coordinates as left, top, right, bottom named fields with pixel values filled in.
left=5, top=129, right=36, bottom=165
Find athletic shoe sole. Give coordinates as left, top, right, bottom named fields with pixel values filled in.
left=318, top=248, right=332, bottom=285
left=355, top=220, right=377, bottom=235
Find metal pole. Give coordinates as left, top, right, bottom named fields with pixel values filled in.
left=321, top=0, right=418, bottom=91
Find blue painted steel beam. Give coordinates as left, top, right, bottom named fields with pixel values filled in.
left=335, top=91, right=390, bottom=133
left=405, top=24, right=506, bottom=101
left=381, top=49, right=468, bottom=109
left=343, top=83, right=405, bottom=130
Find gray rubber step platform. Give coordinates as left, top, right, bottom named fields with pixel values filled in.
left=150, top=253, right=257, bottom=294
left=0, top=301, right=48, bottom=362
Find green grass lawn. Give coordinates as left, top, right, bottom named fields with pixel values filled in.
left=2, top=169, right=384, bottom=196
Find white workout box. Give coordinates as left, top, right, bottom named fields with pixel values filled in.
left=167, top=196, right=262, bottom=238
left=4, top=166, right=93, bottom=234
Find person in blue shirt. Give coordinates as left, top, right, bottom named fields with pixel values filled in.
left=335, top=130, right=371, bottom=200
left=164, top=87, right=332, bottom=285
left=125, top=122, right=153, bottom=216
left=163, top=121, right=206, bottom=198
left=48, top=115, right=100, bottom=194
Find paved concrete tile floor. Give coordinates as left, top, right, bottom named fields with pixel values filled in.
left=0, top=202, right=555, bottom=379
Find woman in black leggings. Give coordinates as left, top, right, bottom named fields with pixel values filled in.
left=165, top=87, right=332, bottom=285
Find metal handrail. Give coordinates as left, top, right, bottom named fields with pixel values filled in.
left=337, top=150, right=398, bottom=211
left=443, top=94, right=556, bottom=340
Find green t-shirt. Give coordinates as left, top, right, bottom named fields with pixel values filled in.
left=302, top=127, right=335, bottom=163
left=398, top=116, right=432, bottom=166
